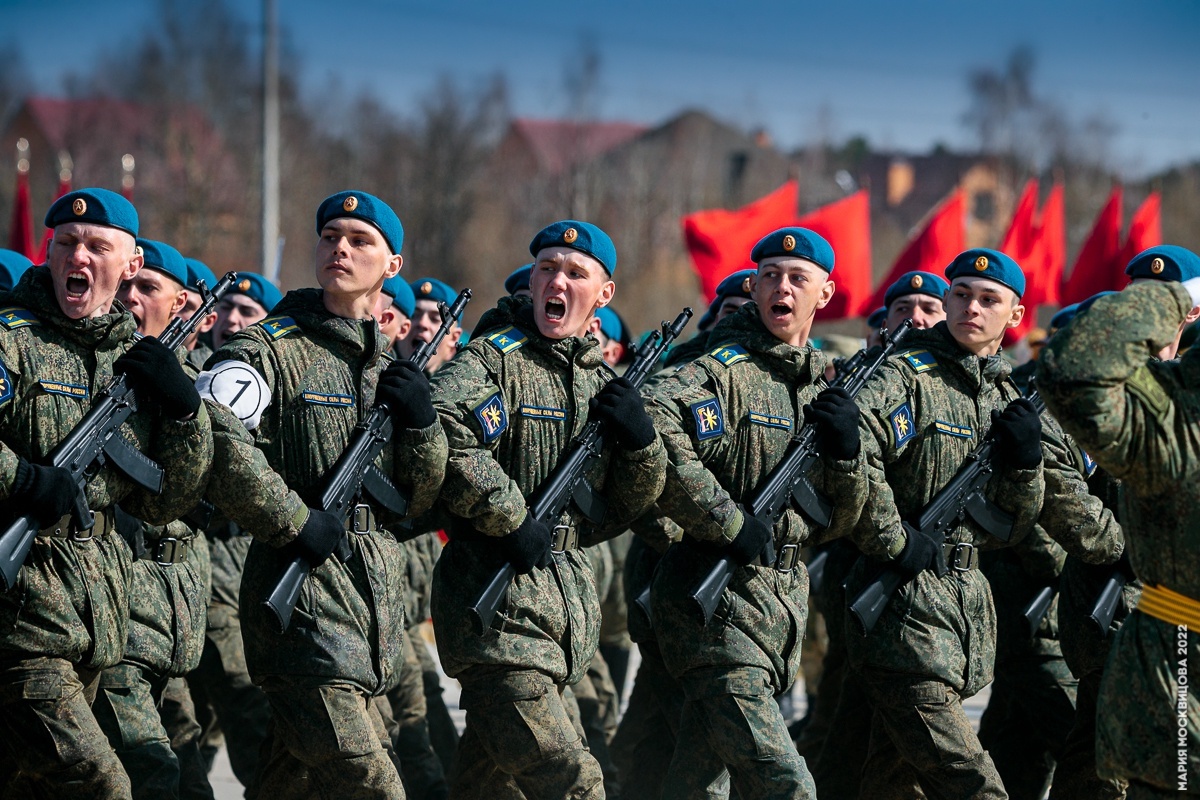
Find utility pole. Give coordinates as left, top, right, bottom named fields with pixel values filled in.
left=262, top=0, right=281, bottom=284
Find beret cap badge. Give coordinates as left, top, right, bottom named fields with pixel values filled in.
left=134, top=245, right=144, bottom=257
left=782, top=234, right=797, bottom=252
left=342, top=196, right=358, bottom=212
left=974, top=255, right=989, bottom=271
left=420, top=281, right=433, bottom=295
left=73, top=198, right=87, bottom=216
left=911, top=274, right=923, bottom=288
left=1151, top=257, right=1165, bottom=274
left=238, top=278, right=251, bottom=292
left=741, top=276, right=753, bottom=293
left=563, top=227, right=578, bottom=244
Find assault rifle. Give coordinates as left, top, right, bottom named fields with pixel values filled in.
left=687, top=320, right=913, bottom=626
left=0, top=271, right=239, bottom=592
left=1088, top=558, right=1137, bottom=636
left=263, top=289, right=471, bottom=633
left=848, top=391, right=1045, bottom=635
left=466, top=308, right=693, bottom=636
left=1021, top=583, right=1057, bottom=637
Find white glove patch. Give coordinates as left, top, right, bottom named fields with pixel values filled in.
left=196, top=360, right=272, bottom=430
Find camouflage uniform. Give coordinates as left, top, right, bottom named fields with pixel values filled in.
left=0, top=268, right=213, bottom=799
left=844, top=322, right=1044, bottom=800
left=429, top=296, right=666, bottom=800
left=203, top=288, right=447, bottom=800
left=1038, top=280, right=1200, bottom=795
left=646, top=303, right=872, bottom=800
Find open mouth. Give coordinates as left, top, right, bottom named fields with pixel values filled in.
left=770, top=302, right=791, bottom=316
left=545, top=298, right=566, bottom=322
left=65, top=272, right=90, bottom=298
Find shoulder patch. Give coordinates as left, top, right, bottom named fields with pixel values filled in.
left=473, top=392, right=508, bottom=443
left=889, top=402, right=917, bottom=448
left=933, top=420, right=972, bottom=438
left=196, top=359, right=272, bottom=430
left=748, top=410, right=792, bottom=431
left=900, top=349, right=938, bottom=373
left=300, top=391, right=354, bottom=408
left=0, top=357, right=13, bottom=407
left=519, top=404, right=566, bottom=422
left=1126, top=364, right=1171, bottom=422
left=485, top=326, right=527, bottom=355
left=1080, top=449, right=1097, bottom=478
left=260, top=316, right=299, bottom=340
left=38, top=380, right=89, bottom=401
left=690, top=397, right=726, bottom=440
left=0, top=306, right=39, bottom=330
left=708, top=343, right=749, bottom=367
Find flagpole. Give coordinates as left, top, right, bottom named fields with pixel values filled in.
left=262, top=0, right=280, bottom=286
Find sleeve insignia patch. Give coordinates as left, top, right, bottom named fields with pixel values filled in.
left=519, top=404, right=566, bottom=422
left=690, top=397, right=726, bottom=440
left=261, top=316, right=299, bottom=340
left=901, top=350, right=938, bottom=373
left=485, top=326, right=527, bottom=354
left=300, top=391, right=354, bottom=407
left=1080, top=449, right=1097, bottom=478
left=0, top=357, right=13, bottom=407
left=889, top=402, right=917, bottom=448
left=748, top=410, right=792, bottom=431
left=933, top=420, right=972, bottom=438
left=473, top=392, right=508, bottom=443
left=708, top=343, right=749, bottom=367
left=0, top=307, right=39, bottom=329
left=38, top=380, right=89, bottom=401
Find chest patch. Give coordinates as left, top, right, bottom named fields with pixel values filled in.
left=519, top=404, right=566, bottom=422
left=709, top=343, right=749, bottom=367
left=301, top=391, right=354, bottom=408
left=0, top=307, right=38, bottom=330
left=901, top=350, right=938, bottom=373
left=889, top=402, right=917, bottom=448
left=473, top=392, right=508, bottom=443
left=748, top=410, right=791, bottom=431
left=261, top=316, right=299, bottom=340
left=690, top=397, right=726, bottom=441
left=933, top=420, right=972, bottom=438
left=39, top=380, right=89, bottom=401
left=0, top=357, right=12, bottom=407
left=485, top=327, right=526, bottom=354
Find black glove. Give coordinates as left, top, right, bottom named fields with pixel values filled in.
left=804, top=387, right=860, bottom=461
left=724, top=507, right=774, bottom=567
left=112, top=505, right=147, bottom=560
left=291, top=509, right=346, bottom=567
left=11, top=458, right=77, bottom=529
left=590, top=378, right=656, bottom=450
left=376, top=360, right=437, bottom=429
left=894, top=525, right=942, bottom=578
left=114, top=337, right=201, bottom=421
left=990, top=398, right=1043, bottom=470
left=501, top=514, right=553, bottom=574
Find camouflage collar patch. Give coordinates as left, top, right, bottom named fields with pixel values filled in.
left=0, top=306, right=39, bottom=330
left=690, top=397, right=725, bottom=440
left=519, top=404, right=566, bottom=421
left=474, top=392, right=508, bottom=443
left=889, top=402, right=916, bottom=448
left=485, top=326, right=527, bottom=354
left=900, top=349, right=938, bottom=373
left=708, top=343, right=749, bottom=367
left=300, top=391, right=354, bottom=407
left=261, top=316, right=299, bottom=340
left=748, top=410, right=791, bottom=431
left=39, top=380, right=89, bottom=400
left=0, top=358, right=12, bottom=407
left=933, top=420, right=972, bottom=438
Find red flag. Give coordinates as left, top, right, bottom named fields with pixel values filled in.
left=1060, top=186, right=1124, bottom=304
left=1118, top=190, right=1161, bottom=266
left=800, top=190, right=872, bottom=320
left=683, top=180, right=798, bottom=301
left=34, top=176, right=73, bottom=264
left=999, top=179, right=1039, bottom=260
left=1002, top=182, right=1067, bottom=345
left=8, top=169, right=34, bottom=260
left=865, top=189, right=965, bottom=311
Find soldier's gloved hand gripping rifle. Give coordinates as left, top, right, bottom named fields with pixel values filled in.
left=466, top=307, right=693, bottom=636
left=263, top=289, right=471, bottom=634
left=683, top=320, right=912, bottom=627
left=0, top=271, right=240, bottom=592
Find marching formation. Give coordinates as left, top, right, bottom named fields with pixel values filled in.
left=0, top=185, right=1196, bottom=800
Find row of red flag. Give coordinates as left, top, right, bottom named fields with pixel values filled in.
left=682, top=179, right=1162, bottom=340
left=8, top=169, right=76, bottom=264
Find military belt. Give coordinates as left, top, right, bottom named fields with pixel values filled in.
left=1135, top=583, right=1200, bottom=630
left=40, top=509, right=113, bottom=541
left=347, top=504, right=379, bottom=535
left=147, top=536, right=191, bottom=566
left=943, top=541, right=978, bottom=571
left=551, top=525, right=580, bottom=553
left=776, top=543, right=801, bottom=573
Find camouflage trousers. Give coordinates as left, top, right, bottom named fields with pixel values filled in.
left=663, top=666, right=813, bottom=800
left=1048, top=670, right=1126, bottom=800
left=408, top=624, right=459, bottom=775
left=450, top=667, right=603, bottom=800
left=249, top=681, right=404, bottom=800
left=158, top=677, right=214, bottom=800
left=859, top=667, right=1005, bottom=800
left=572, top=650, right=621, bottom=797
left=0, top=656, right=131, bottom=799
left=383, top=635, right=448, bottom=800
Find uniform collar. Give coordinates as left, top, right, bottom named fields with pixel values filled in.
left=273, top=288, right=388, bottom=365
left=474, top=295, right=604, bottom=369
left=709, top=302, right=825, bottom=384
left=917, top=322, right=1012, bottom=389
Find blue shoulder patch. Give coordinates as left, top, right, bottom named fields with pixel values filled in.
left=0, top=357, right=13, bottom=407
left=900, top=349, right=938, bottom=373
left=708, top=343, right=749, bottom=367
left=690, top=397, right=726, bottom=441
left=1080, top=449, right=1097, bottom=478
left=485, top=326, right=527, bottom=355
left=473, top=392, right=508, bottom=443
left=889, top=402, right=917, bottom=448
left=0, top=306, right=39, bottom=330
left=261, top=316, right=299, bottom=340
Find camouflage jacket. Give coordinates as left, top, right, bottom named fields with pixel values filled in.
left=845, top=322, right=1044, bottom=696
left=204, top=288, right=447, bottom=693
left=1038, top=281, right=1200, bottom=786
left=646, top=303, right=869, bottom=690
left=429, top=296, right=666, bottom=685
left=0, top=268, right=213, bottom=669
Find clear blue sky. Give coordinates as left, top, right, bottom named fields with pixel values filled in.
left=4, top=0, right=1198, bottom=176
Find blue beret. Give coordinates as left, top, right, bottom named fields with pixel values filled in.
left=715, top=269, right=757, bottom=301
left=866, top=306, right=887, bottom=329
left=595, top=307, right=625, bottom=343
left=1049, top=303, right=1080, bottom=332
left=411, top=277, right=456, bottom=307
left=505, top=264, right=533, bottom=295
left=183, top=257, right=218, bottom=294
left=229, top=272, right=282, bottom=313
left=316, top=190, right=404, bottom=255
left=750, top=227, right=835, bottom=273
left=381, top=275, right=416, bottom=318
left=884, top=271, right=949, bottom=308
left=136, top=239, right=188, bottom=287
left=944, top=248, right=1025, bottom=298
left=44, top=188, right=138, bottom=237
left=0, top=249, right=34, bottom=293
left=529, top=220, right=617, bottom=276
left=1077, top=291, right=1119, bottom=316
left=1124, top=245, right=1200, bottom=283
